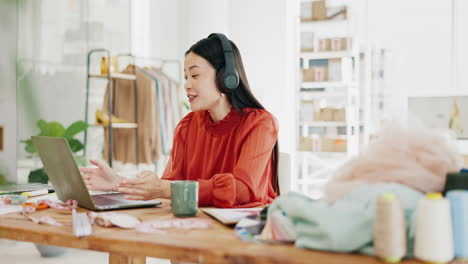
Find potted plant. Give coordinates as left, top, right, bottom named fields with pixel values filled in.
left=21, top=120, right=88, bottom=184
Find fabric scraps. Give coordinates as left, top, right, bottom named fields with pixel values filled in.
left=23, top=213, right=63, bottom=226
left=88, top=212, right=141, bottom=229
left=35, top=199, right=78, bottom=210
left=135, top=218, right=212, bottom=234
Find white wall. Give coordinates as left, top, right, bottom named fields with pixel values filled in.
left=0, top=1, right=18, bottom=182
left=455, top=0, right=468, bottom=92
left=367, top=0, right=453, bottom=119
left=228, top=0, right=298, bottom=156
left=180, top=0, right=229, bottom=50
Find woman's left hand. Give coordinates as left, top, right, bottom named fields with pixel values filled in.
left=117, top=170, right=171, bottom=200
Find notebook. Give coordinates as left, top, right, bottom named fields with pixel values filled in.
left=202, top=208, right=263, bottom=225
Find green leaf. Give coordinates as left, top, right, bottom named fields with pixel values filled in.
left=47, top=122, right=65, bottom=137
left=73, top=155, right=87, bottom=167
left=28, top=168, right=48, bottom=184
left=25, top=142, right=36, bottom=154
left=23, top=139, right=36, bottom=154
left=68, top=138, right=84, bottom=153
left=37, top=120, right=49, bottom=136
left=65, top=121, right=88, bottom=139
left=0, top=169, right=7, bottom=185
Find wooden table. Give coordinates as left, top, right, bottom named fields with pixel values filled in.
left=0, top=199, right=421, bottom=264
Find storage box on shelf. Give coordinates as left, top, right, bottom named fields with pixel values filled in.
left=297, top=0, right=363, bottom=198
left=300, top=0, right=347, bottom=22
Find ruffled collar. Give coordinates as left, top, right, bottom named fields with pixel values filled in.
left=204, top=107, right=242, bottom=135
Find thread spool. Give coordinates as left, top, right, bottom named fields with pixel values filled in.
left=447, top=190, right=468, bottom=259
left=414, top=193, right=454, bottom=263
left=374, top=193, right=406, bottom=263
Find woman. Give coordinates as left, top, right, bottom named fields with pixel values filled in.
left=80, top=33, right=279, bottom=208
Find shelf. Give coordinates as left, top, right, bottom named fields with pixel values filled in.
left=302, top=82, right=355, bottom=89
left=407, top=90, right=468, bottom=98
left=296, top=178, right=329, bottom=185
left=300, top=121, right=346, bottom=127
left=301, top=19, right=348, bottom=32
left=91, top=123, right=138, bottom=129
left=301, top=51, right=356, bottom=60
left=89, top=73, right=136, bottom=80
left=301, top=91, right=346, bottom=99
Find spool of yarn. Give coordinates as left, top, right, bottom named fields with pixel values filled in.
left=447, top=190, right=468, bottom=259
left=414, top=192, right=454, bottom=263
left=373, top=193, right=406, bottom=263
left=444, top=172, right=468, bottom=195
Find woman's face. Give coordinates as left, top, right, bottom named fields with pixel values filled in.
left=184, top=52, right=222, bottom=112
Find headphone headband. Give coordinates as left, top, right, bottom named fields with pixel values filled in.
left=208, top=33, right=239, bottom=92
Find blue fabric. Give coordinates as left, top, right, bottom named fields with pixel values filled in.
left=268, top=183, right=423, bottom=256
left=447, top=190, right=468, bottom=258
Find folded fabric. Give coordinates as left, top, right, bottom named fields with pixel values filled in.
left=268, top=183, right=423, bottom=255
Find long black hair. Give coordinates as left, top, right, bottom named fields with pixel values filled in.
left=186, top=35, right=280, bottom=195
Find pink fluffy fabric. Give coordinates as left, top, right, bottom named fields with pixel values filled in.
left=324, top=124, right=463, bottom=203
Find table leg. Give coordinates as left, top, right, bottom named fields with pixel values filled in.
left=109, top=253, right=146, bottom=264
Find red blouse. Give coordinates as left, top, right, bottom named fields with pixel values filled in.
left=162, top=107, right=279, bottom=208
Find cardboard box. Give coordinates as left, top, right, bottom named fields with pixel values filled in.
left=314, top=109, right=321, bottom=121
left=343, top=37, right=352, bottom=50
left=318, top=38, right=331, bottom=51
left=322, top=137, right=347, bottom=152
left=321, top=137, right=334, bottom=152
left=331, top=38, right=342, bottom=51
left=303, top=68, right=315, bottom=82
left=334, top=139, right=347, bottom=152
left=312, top=0, right=327, bottom=21
left=314, top=66, right=328, bottom=81
left=320, top=108, right=334, bottom=121
left=299, top=136, right=313, bottom=151
left=311, top=135, right=322, bottom=152
left=333, top=108, right=346, bottom=121
left=327, top=6, right=347, bottom=20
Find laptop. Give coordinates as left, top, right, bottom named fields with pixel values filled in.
left=32, top=136, right=161, bottom=211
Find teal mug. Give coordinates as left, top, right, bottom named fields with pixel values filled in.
left=171, top=181, right=198, bottom=217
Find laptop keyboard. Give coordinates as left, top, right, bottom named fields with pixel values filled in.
left=92, top=195, right=123, bottom=206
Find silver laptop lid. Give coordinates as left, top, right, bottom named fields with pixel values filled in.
left=32, top=136, right=97, bottom=210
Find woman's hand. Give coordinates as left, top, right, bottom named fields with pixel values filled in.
left=79, top=160, right=122, bottom=191
left=117, top=170, right=171, bottom=200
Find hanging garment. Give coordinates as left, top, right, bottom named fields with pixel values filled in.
left=102, top=65, right=161, bottom=164
left=140, top=68, right=170, bottom=155
left=146, top=68, right=175, bottom=148
left=153, top=68, right=182, bottom=135
left=168, top=78, right=183, bottom=133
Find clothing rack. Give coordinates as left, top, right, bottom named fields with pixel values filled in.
left=84, top=49, right=139, bottom=168
left=84, top=50, right=183, bottom=167
left=134, top=56, right=182, bottom=83
left=136, top=57, right=183, bottom=156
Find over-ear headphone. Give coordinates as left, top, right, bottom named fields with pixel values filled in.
left=208, top=33, right=240, bottom=93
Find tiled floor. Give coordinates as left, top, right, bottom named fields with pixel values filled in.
left=0, top=239, right=170, bottom=264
